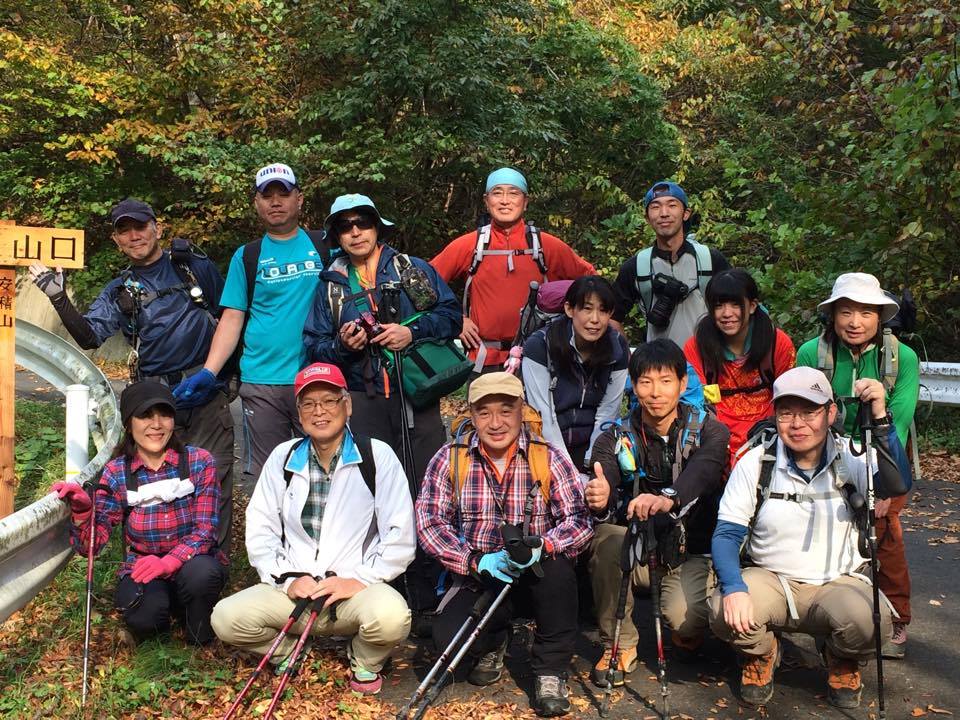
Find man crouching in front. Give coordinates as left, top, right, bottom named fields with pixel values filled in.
left=212, top=362, right=415, bottom=695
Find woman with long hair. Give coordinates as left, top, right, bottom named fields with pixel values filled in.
left=684, top=268, right=796, bottom=460
left=522, top=275, right=629, bottom=473
left=51, top=381, right=227, bottom=645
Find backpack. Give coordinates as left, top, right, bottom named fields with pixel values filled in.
left=278, top=434, right=377, bottom=547
left=327, top=252, right=434, bottom=328
left=815, top=328, right=899, bottom=395
left=633, top=235, right=713, bottom=315
left=704, top=327, right=779, bottom=400
left=461, top=216, right=548, bottom=316
left=447, top=405, right=552, bottom=507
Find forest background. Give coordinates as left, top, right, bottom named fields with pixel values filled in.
left=2, top=0, right=958, bottom=356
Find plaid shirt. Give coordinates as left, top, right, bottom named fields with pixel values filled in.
left=70, top=446, right=227, bottom=578
left=416, top=430, right=593, bottom=576
left=301, top=442, right=342, bottom=542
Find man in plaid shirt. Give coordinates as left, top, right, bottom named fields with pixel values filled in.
left=416, top=372, right=593, bottom=717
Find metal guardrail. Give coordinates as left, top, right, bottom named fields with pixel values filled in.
left=919, top=362, right=960, bottom=408
left=0, top=320, right=120, bottom=624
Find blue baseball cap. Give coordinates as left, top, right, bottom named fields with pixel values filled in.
left=643, top=181, right=688, bottom=210
left=323, top=193, right=395, bottom=234
left=485, top=167, right=528, bottom=194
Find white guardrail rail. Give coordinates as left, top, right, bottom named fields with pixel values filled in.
left=919, top=362, right=960, bottom=408
left=0, top=320, right=120, bottom=624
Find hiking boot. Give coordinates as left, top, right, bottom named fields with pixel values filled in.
left=826, top=650, right=862, bottom=708
left=882, top=621, right=907, bottom=659
left=349, top=667, right=383, bottom=695
left=590, top=645, right=638, bottom=687
left=739, top=635, right=780, bottom=706
left=468, top=637, right=508, bottom=686
left=671, top=631, right=704, bottom=664
left=533, top=674, right=570, bottom=717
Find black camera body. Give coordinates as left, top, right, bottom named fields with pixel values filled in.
left=647, top=273, right=691, bottom=329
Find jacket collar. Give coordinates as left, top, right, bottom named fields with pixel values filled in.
left=285, top=428, right=361, bottom=476
left=324, top=242, right=399, bottom=284
left=129, top=447, right=180, bottom=473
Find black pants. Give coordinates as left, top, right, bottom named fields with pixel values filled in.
left=432, top=556, right=578, bottom=676
left=115, top=555, right=227, bottom=645
left=348, top=390, right=446, bottom=611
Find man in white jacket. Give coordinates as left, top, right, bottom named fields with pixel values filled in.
left=212, top=362, right=415, bottom=695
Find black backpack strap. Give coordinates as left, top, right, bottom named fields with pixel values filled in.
left=306, top=229, right=331, bottom=267
left=741, top=432, right=778, bottom=560
left=353, top=434, right=377, bottom=498
left=179, top=449, right=191, bottom=482
left=525, top=221, right=548, bottom=275
left=279, top=439, right=308, bottom=547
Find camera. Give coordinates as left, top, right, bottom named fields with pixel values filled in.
left=356, top=311, right=385, bottom=338
left=647, top=273, right=690, bottom=329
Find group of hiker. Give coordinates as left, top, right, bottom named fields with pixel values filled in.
left=37, top=163, right=919, bottom=717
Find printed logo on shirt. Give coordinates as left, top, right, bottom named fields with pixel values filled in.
left=257, top=260, right=322, bottom=282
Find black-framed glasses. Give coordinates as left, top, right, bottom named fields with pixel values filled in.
left=775, top=406, right=827, bottom=424
left=298, top=396, right=347, bottom=415
left=335, top=216, right=376, bottom=234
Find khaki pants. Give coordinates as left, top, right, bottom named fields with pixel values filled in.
left=590, top=522, right=716, bottom=649
left=708, top=567, right=892, bottom=660
left=211, top=582, right=411, bottom=673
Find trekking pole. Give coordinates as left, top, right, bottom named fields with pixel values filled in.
left=262, top=572, right=338, bottom=720
left=646, top=520, right=670, bottom=718
left=396, top=589, right=496, bottom=720
left=81, top=481, right=100, bottom=709
left=600, top=519, right=642, bottom=717
left=221, top=595, right=312, bottom=720
left=392, top=352, right=418, bottom=495
left=856, top=402, right=886, bottom=719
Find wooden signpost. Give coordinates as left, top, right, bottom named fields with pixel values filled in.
left=0, top=221, right=85, bottom=519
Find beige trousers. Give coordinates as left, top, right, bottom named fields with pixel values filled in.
left=708, top=567, right=892, bottom=660
left=211, top=582, right=411, bottom=673
left=589, top=521, right=716, bottom=648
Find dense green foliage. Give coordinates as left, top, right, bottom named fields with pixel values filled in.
left=2, top=0, right=957, bottom=354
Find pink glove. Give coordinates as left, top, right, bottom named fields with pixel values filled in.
left=130, top=554, right=184, bottom=584
left=51, top=481, right=92, bottom=522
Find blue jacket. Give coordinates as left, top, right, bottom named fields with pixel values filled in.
left=302, top=243, right=462, bottom=394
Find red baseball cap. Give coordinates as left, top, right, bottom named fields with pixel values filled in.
left=294, top=363, right=348, bottom=397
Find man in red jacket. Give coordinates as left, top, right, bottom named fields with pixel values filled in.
left=431, top=168, right=595, bottom=372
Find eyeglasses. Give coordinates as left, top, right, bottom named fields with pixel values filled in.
left=298, top=396, right=347, bottom=415
left=335, top=216, right=376, bottom=234
left=775, top=406, right=827, bottom=424
left=486, top=188, right=525, bottom=201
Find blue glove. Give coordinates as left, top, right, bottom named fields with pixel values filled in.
left=171, top=368, right=219, bottom=409
left=476, top=550, right=519, bottom=584
left=505, top=537, right=543, bottom=573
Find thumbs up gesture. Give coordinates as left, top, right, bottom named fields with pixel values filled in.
left=585, top=462, right=611, bottom=513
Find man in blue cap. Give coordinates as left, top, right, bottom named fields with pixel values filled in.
left=303, top=193, right=462, bottom=628
left=611, top=180, right=729, bottom=347
left=174, top=163, right=330, bottom=492
left=431, top=167, right=595, bottom=372
left=29, top=198, right=236, bottom=550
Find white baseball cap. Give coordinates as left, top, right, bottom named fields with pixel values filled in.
left=818, top=273, right=899, bottom=324
left=255, top=163, right=298, bottom=192
left=772, top=367, right=834, bottom=405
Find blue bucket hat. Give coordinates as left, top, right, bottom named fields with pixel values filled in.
left=643, top=181, right=688, bottom=210
left=485, top=167, right=528, bottom=194
left=323, top=193, right=395, bottom=235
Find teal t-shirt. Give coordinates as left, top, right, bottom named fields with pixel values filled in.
left=220, top=229, right=323, bottom=384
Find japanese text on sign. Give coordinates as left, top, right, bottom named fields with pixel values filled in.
left=0, top=225, right=85, bottom=269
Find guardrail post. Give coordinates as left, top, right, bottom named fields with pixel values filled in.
left=65, top=384, right=90, bottom=483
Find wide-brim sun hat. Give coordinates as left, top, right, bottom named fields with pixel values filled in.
left=323, top=193, right=395, bottom=237
left=818, top=272, right=899, bottom=324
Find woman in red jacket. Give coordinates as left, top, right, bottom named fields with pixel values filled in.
left=684, top=269, right=796, bottom=462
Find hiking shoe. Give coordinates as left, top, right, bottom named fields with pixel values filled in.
left=882, top=622, right=907, bottom=659
left=533, top=674, right=570, bottom=717
left=826, top=650, right=862, bottom=708
left=590, top=645, right=638, bottom=687
left=671, top=631, right=704, bottom=663
left=349, top=667, right=383, bottom=695
left=739, top=635, right=780, bottom=706
left=468, top=637, right=508, bottom=686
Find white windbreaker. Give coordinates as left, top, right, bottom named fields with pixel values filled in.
left=245, top=430, right=416, bottom=591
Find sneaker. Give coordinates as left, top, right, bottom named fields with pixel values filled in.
left=468, top=637, right=508, bottom=686
left=349, top=667, right=383, bottom=695
left=882, top=622, right=907, bottom=659
left=739, top=635, right=780, bottom=706
left=533, top=674, right=571, bottom=717
left=826, top=650, right=862, bottom=708
left=671, top=631, right=704, bottom=664
left=590, top=645, right=638, bottom=687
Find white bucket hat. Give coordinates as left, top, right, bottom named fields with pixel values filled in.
left=817, top=273, right=899, bottom=324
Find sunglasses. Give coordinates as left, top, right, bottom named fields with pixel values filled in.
left=335, top=216, right=376, bottom=234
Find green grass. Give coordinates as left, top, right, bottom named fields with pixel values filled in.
left=14, top=399, right=66, bottom=511
left=917, top=406, right=960, bottom=454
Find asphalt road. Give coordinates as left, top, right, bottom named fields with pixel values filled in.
left=15, top=373, right=959, bottom=719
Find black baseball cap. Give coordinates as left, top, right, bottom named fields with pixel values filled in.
left=110, top=198, right=156, bottom=226
left=120, top=381, right=176, bottom=425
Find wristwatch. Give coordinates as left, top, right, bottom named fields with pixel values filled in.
left=661, top=486, right=679, bottom=510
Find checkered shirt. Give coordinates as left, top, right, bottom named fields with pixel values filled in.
left=416, top=429, right=593, bottom=576
left=301, top=442, right=342, bottom=542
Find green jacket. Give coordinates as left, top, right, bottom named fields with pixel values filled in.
left=796, top=335, right=919, bottom=445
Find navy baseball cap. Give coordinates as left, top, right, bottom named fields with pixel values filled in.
left=110, top=199, right=156, bottom=226
left=643, top=181, right=688, bottom=210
